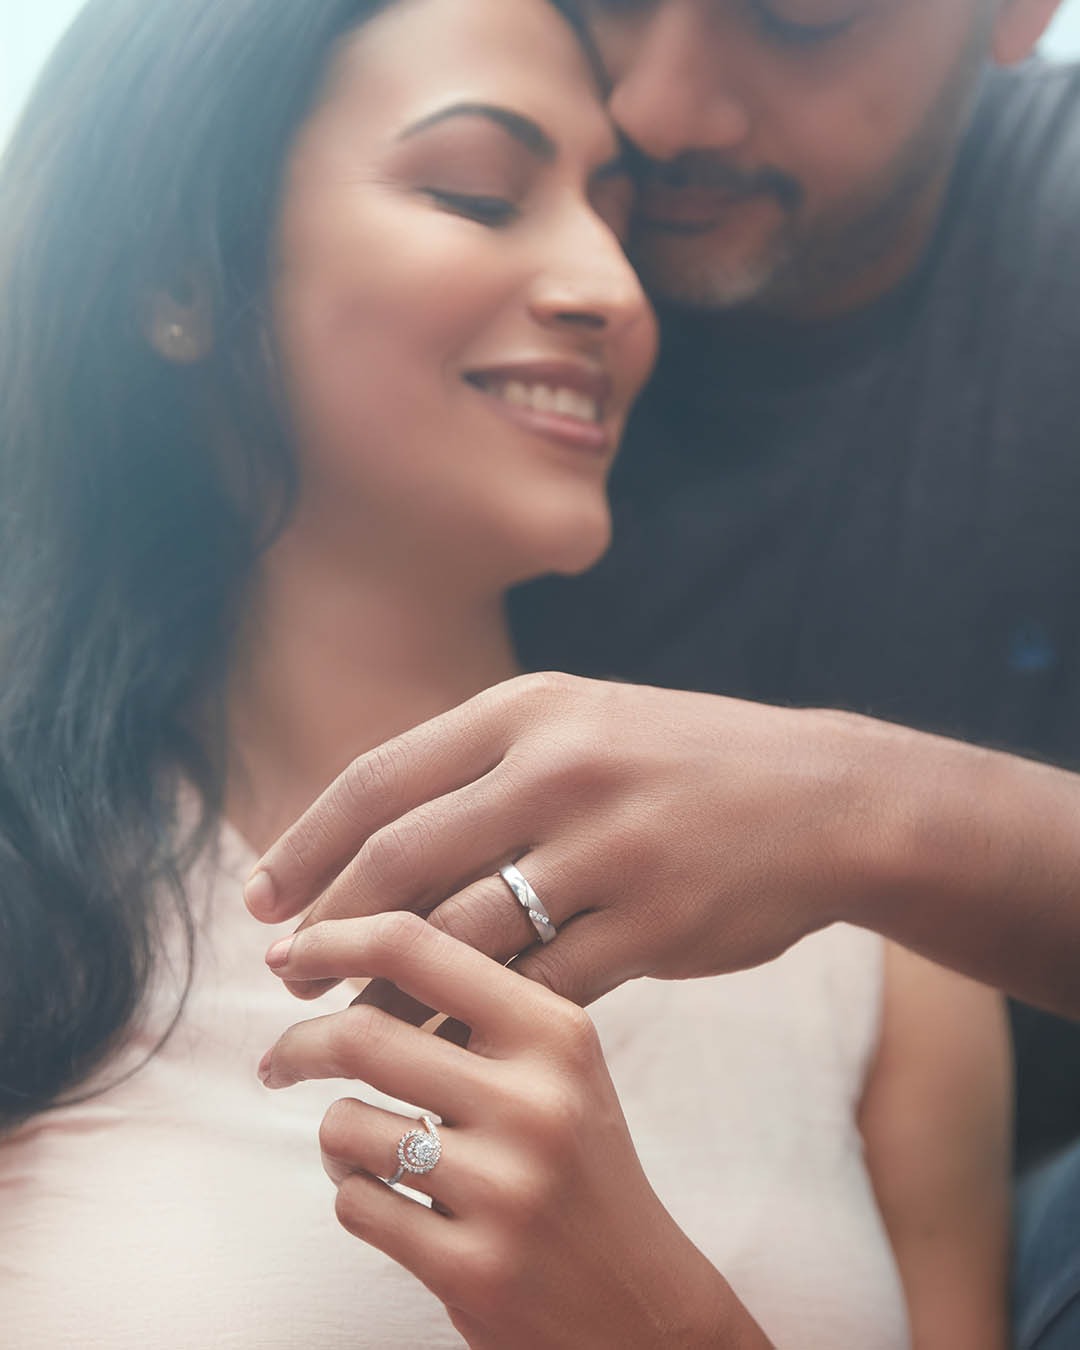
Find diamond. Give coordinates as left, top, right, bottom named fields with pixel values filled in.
left=398, top=1126, right=442, bottom=1174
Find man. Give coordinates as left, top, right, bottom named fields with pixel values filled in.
left=513, top=0, right=1080, bottom=1175
left=249, top=1, right=1080, bottom=1342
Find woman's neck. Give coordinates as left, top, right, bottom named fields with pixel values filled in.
left=224, top=532, right=521, bottom=854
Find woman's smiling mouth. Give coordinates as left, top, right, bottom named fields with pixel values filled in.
left=465, top=361, right=613, bottom=453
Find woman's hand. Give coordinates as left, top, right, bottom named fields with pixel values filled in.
left=258, top=911, right=760, bottom=1349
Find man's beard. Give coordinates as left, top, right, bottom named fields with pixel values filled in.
left=631, top=155, right=950, bottom=318
left=625, top=42, right=986, bottom=318
left=626, top=148, right=805, bottom=311
left=630, top=216, right=798, bottom=310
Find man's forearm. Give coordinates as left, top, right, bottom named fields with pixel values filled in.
left=851, top=719, right=1080, bottom=1016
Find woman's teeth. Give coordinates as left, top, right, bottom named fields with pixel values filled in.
left=489, top=380, right=600, bottom=424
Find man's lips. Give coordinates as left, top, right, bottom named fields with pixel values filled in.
left=635, top=183, right=776, bottom=233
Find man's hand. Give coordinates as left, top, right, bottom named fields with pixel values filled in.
left=245, top=672, right=1080, bottom=1018
left=244, top=673, right=886, bottom=1008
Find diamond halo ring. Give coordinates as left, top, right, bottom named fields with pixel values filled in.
left=384, top=1114, right=442, bottom=1188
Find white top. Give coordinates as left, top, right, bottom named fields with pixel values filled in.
left=0, top=820, right=909, bottom=1348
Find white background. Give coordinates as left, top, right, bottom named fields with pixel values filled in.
left=2, top=0, right=1080, bottom=149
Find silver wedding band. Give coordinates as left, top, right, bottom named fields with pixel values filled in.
left=497, top=863, right=556, bottom=945
left=384, top=1114, right=442, bottom=1188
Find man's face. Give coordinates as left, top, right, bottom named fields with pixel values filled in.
left=581, top=0, right=1054, bottom=318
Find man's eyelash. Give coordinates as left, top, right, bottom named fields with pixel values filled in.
left=745, top=0, right=856, bottom=47
left=424, top=189, right=519, bottom=227
left=588, top=0, right=854, bottom=46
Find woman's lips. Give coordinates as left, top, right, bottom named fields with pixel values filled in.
left=472, top=384, right=611, bottom=454
left=464, top=364, right=614, bottom=455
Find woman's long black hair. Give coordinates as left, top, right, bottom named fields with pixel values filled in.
left=0, top=0, right=593, bottom=1127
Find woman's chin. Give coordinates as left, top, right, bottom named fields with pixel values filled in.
left=530, top=512, right=613, bottom=581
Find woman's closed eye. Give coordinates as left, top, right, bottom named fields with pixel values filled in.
left=423, top=188, right=520, bottom=227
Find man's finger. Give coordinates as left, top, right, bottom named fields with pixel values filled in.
left=244, top=692, right=510, bottom=922
left=345, top=857, right=576, bottom=1018
left=302, top=773, right=534, bottom=924
left=273, top=775, right=542, bottom=997
left=350, top=977, right=438, bottom=1027
left=511, top=910, right=647, bottom=1009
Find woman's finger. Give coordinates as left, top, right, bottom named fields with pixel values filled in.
left=320, top=1098, right=433, bottom=1190
left=328, top=1168, right=465, bottom=1306
left=266, top=911, right=568, bottom=1047
left=259, top=995, right=487, bottom=1121
left=318, top=1097, right=468, bottom=1208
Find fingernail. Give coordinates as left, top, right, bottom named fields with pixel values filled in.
left=244, top=869, right=276, bottom=918
left=257, top=1049, right=273, bottom=1085
left=265, top=936, right=294, bottom=970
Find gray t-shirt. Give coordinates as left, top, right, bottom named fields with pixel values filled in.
left=515, top=59, right=1080, bottom=1169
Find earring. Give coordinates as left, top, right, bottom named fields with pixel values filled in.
left=158, top=319, right=198, bottom=362
left=162, top=322, right=189, bottom=357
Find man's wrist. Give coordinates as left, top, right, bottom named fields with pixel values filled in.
left=826, top=712, right=1080, bottom=1012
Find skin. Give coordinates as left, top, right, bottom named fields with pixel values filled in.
left=861, top=945, right=1011, bottom=1350
left=215, top=0, right=657, bottom=849
left=268, top=16, right=651, bottom=591
left=242, top=6, right=1080, bottom=1021
left=213, top=0, right=765, bottom=1341
left=579, top=0, right=1063, bottom=317
left=252, top=680, right=1023, bottom=1347
left=260, top=917, right=1011, bottom=1348
left=243, top=0, right=1040, bottom=1339
left=259, top=913, right=756, bottom=1348
left=248, top=673, right=1080, bottom=1017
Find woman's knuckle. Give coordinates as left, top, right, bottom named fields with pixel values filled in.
left=524, top=1085, right=591, bottom=1164
left=368, top=909, right=428, bottom=963
left=459, top=1244, right=518, bottom=1316
left=552, top=1002, right=602, bottom=1066
left=319, top=1098, right=357, bottom=1159
left=505, top=1158, right=559, bottom=1218
left=325, top=1002, right=397, bottom=1071
left=334, top=1177, right=372, bottom=1238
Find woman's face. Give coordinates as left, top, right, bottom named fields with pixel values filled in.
left=271, top=0, right=658, bottom=587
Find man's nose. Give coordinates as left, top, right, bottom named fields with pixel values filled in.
left=606, top=3, right=753, bottom=163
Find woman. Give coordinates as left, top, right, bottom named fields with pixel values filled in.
left=0, top=0, right=1008, bottom=1345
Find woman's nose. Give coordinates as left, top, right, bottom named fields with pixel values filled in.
left=528, top=215, right=651, bottom=346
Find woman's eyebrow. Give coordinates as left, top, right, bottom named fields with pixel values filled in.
left=397, top=103, right=557, bottom=162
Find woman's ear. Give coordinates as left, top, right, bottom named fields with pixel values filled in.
left=992, top=0, right=1062, bottom=66
left=143, top=280, right=214, bottom=365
